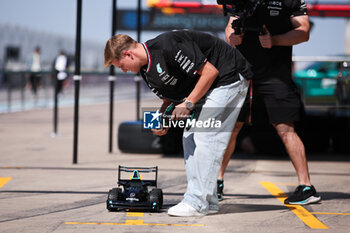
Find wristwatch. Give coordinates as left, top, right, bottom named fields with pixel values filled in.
left=184, top=98, right=195, bottom=111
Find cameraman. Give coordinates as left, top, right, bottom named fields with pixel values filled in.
left=218, top=0, right=321, bottom=205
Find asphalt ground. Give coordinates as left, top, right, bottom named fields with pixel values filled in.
left=0, top=98, right=349, bottom=233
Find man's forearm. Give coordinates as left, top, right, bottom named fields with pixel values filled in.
left=272, top=29, right=309, bottom=46
left=186, top=62, right=219, bottom=104
left=272, top=15, right=310, bottom=46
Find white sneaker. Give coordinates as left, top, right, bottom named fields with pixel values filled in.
left=168, top=202, right=204, bottom=217
left=208, top=206, right=219, bottom=214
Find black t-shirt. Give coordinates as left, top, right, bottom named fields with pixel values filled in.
left=237, top=0, right=307, bottom=82
left=140, top=30, right=253, bottom=102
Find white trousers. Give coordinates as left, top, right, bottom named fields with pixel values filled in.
left=182, top=75, right=249, bottom=214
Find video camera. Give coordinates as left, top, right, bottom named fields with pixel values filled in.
left=217, top=0, right=263, bottom=35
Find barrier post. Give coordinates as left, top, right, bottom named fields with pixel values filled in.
left=136, top=0, right=141, bottom=121
left=108, top=0, right=117, bottom=153
left=73, top=0, right=82, bottom=164
left=53, top=76, right=58, bottom=135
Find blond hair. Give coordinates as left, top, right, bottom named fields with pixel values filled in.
left=104, top=34, right=137, bottom=67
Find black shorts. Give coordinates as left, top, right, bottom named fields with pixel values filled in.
left=237, top=79, right=304, bottom=124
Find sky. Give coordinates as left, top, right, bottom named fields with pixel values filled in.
left=0, top=0, right=349, bottom=58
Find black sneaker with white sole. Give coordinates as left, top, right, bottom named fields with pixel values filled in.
left=284, top=185, right=321, bottom=205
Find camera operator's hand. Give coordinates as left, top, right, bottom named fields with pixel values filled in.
left=225, top=16, right=244, bottom=47
left=228, top=33, right=244, bottom=47
left=259, top=25, right=273, bottom=48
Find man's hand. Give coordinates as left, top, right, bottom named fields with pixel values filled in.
left=259, top=25, right=273, bottom=48
left=226, top=16, right=244, bottom=47
left=152, top=125, right=168, bottom=136
left=228, top=33, right=244, bottom=47
left=225, top=16, right=244, bottom=46
left=151, top=100, right=171, bottom=136
left=172, top=102, right=190, bottom=120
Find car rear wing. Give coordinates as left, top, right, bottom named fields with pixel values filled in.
left=118, top=165, right=158, bottom=187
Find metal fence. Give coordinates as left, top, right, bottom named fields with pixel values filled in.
left=0, top=71, right=153, bottom=114
left=1, top=56, right=350, bottom=113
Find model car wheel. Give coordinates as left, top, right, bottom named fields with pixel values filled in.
left=149, top=188, right=163, bottom=212
left=107, top=188, right=122, bottom=211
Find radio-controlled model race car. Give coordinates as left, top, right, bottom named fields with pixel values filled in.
left=106, top=166, right=163, bottom=212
